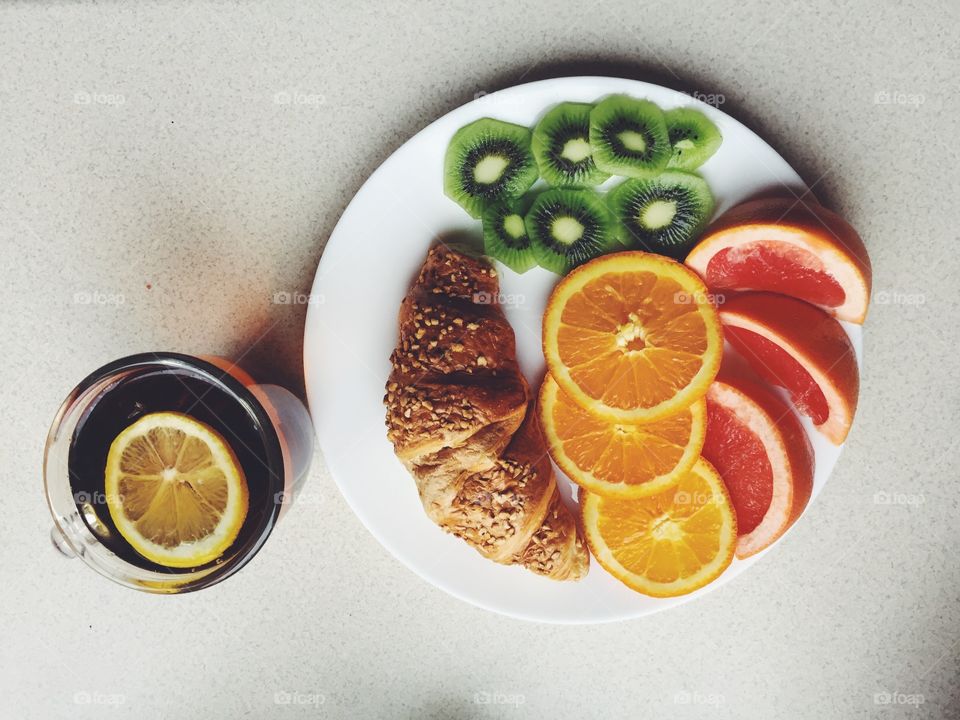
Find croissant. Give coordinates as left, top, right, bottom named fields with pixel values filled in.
left=384, top=244, right=589, bottom=581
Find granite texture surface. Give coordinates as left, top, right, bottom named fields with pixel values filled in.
left=1, top=1, right=958, bottom=718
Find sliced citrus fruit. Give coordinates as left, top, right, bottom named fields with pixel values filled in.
left=580, top=458, right=736, bottom=597
left=719, top=292, right=859, bottom=445
left=702, top=366, right=814, bottom=558
left=104, top=412, right=249, bottom=568
left=542, top=251, right=723, bottom=423
left=685, top=196, right=872, bottom=323
left=538, top=374, right=705, bottom=498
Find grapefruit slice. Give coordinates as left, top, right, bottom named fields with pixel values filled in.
left=719, top=292, right=859, bottom=444
left=702, top=368, right=814, bottom=558
left=685, top=196, right=872, bottom=323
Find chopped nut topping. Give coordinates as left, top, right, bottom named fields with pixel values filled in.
left=384, top=244, right=588, bottom=580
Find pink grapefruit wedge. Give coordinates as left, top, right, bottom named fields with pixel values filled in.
left=685, top=196, right=872, bottom=324
left=702, top=366, right=814, bottom=558
left=719, top=292, right=859, bottom=445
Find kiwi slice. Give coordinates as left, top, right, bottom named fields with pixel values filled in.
left=609, top=170, right=715, bottom=259
left=589, top=95, right=671, bottom=179
left=482, top=200, right=536, bottom=274
left=532, top=102, right=610, bottom=187
left=665, top=107, right=722, bottom=170
left=444, top=118, right=538, bottom=218
left=525, top=189, right=618, bottom=274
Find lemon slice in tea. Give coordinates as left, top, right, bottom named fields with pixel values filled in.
left=104, top=412, right=249, bottom=568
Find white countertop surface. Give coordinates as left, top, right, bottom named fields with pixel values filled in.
left=1, top=2, right=957, bottom=718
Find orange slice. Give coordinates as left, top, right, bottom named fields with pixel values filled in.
left=685, top=196, right=872, bottom=323
left=539, top=374, right=705, bottom=498
left=581, top=458, right=736, bottom=597
left=719, top=292, right=859, bottom=444
left=542, top=251, right=723, bottom=423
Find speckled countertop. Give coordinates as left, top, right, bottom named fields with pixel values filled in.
left=1, top=2, right=958, bottom=718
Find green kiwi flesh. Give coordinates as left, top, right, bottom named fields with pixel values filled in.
left=665, top=107, right=722, bottom=170
left=532, top=102, right=610, bottom=187
left=589, top=95, right=670, bottom=179
left=609, top=170, right=715, bottom=259
left=524, top=189, right=618, bottom=274
left=444, top=118, right=538, bottom=218
left=482, top=200, right=537, bottom=274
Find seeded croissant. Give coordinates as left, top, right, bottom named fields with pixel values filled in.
left=384, top=244, right=588, bottom=581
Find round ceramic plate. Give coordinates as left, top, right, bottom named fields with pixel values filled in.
left=303, top=76, right=862, bottom=623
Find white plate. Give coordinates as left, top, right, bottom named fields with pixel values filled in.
left=303, top=76, right=862, bottom=624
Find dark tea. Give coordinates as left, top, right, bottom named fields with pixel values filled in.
left=53, top=353, right=290, bottom=587
left=46, top=353, right=312, bottom=591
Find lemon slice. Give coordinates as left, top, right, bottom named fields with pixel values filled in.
left=104, top=412, right=249, bottom=568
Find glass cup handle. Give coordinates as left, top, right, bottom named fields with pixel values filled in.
left=248, top=383, right=315, bottom=495
left=50, top=525, right=77, bottom=558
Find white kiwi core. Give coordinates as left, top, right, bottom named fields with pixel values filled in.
left=473, top=155, right=510, bottom=185
left=560, top=137, right=592, bottom=163
left=503, top=214, right=526, bottom=239
left=551, top=216, right=585, bottom=245
left=617, top=130, right=647, bottom=153
left=640, top=200, right=678, bottom=230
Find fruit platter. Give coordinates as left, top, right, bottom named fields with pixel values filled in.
left=304, top=76, right=867, bottom=623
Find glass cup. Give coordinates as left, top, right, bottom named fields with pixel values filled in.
left=44, top=352, right=313, bottom=593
